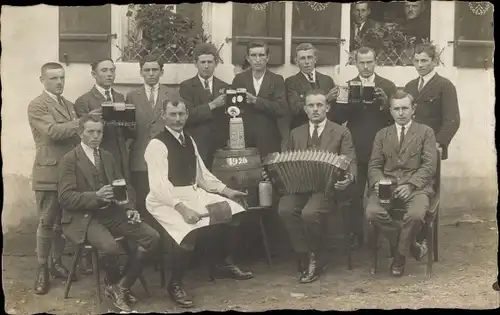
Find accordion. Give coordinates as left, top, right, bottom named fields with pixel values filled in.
left=101, top=102, right=136, bottom=127
left=262, top=150, right=353, bottom=196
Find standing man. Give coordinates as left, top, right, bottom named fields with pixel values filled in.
left=58, top=115, right=159, bottom=312
left=278, top=89, right=357, bottom=283
left=126, top=55, right=173, bottom=226
left=285, top=43, right=336, bottom=131
left=144, top=94, right=253, bottom=308
left=27, top=62, right=101, bottom=294
left=400, top=0, right=430, bottom=44
left=366, top=90, right=437, bottom=277
left=231, top=41, right=288, bottom=159
left=74, top=59, right=134, bottom=274
left=350, top=2, right=380, bottom=51
left=179, top=43, right=230, bottom=169
left=405, top=43, right=460, bottom=160
left=330, top=46, right=396, bottom=249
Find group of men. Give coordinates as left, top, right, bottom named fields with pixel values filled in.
left=27, top=38, right=460, bottom=312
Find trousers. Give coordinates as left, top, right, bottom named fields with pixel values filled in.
left=35, top=191, right=65, bottom=264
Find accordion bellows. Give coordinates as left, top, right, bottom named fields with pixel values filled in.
left=262, top=150, right=353, bottom=195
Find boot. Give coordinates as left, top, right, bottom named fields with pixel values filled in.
left=51, top=259, right=76, bottom=281
left=104, top=284, right=132, bottom=312
left=212, top=259, right=253, bottom=280
left=299, top=252, right=319, bottom=284
left=78, top=250, right=93, bottom=275
left=118, top=246, right=148, bottom=305
left=34, top=264, right=50, bottom=295
left=168, top=246, right=194, bottom=308
left=296, top=253, right=308, bottom=280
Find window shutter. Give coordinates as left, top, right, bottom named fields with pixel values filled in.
left=291, top=2, right=342, bottom=66
left=59, top=5, right=112, bottom=64
left=453, top=2, right=494, bottom=68
left=232, top=2, right=285, bottom=67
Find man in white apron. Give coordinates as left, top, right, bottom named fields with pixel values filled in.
left=144, top=93, right=253, bottom=308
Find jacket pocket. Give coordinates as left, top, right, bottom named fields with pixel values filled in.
left=35, top=146, right=58, bottom=165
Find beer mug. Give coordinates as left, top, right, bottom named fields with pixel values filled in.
left=378, top=178, right=396, bottom=204
left=348, top=81, right=362, bottom=104
left=362, top=82, right=376, bottom=104
left=236, top=88, right=247, bottom=107
left=112, top=179, right=128, bottom=205
left=226, top=89, right=237, bottom=108
left=124, top=104, right=136, bottom=126
left=336, top=86, right=349, bottom=104
left=101, top=101, right=114, bottom=123
left=259, top=181, right=273, bottom=207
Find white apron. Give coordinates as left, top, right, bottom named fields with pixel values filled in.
left=146, top=185, right=246, bottom=245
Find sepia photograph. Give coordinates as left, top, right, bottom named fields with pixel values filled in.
left=1, top=1, right=497, bottom=313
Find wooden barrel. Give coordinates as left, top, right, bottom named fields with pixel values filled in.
left=212, top=147, right=263, bottom=206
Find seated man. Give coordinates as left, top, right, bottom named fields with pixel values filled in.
left=58, top=115, right=160, bottom=312
left=144, top=93, right=253, bottom=309
left=278, top=89, right=357, bottom=284
left=366, top=90, right=437, bottom=277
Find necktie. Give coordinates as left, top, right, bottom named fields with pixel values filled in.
left=399, top=125, right=406, bottom=151
left=57, top=95, right=71, bottom=117
left=418, top=77, right=424, bottom=92
left=312, top=124, right=320, bottom=147
left=93, top=148, right=101, bottom=171
left=104, top=90, right=112, bottom=102
left=148, top=87, right=155, bottom=108
left=204, top=79, right=211, bottom=95
left=307, top=73, right=314, bottom=83
left=179, top=133, right=186, bottom=146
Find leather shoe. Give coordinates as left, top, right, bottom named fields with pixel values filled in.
left=123, top=288, right=138, bottom=305
left=104, top=284, right=132, bottom=312
left=167, top=282, right=194, bottom=308
left=212, top=263, right=254, bottom=280
left=78, top=251, right=93, bottom=275
left=299, top=252, right=319, bottom=284
left=410, top=240, right=428, bottom=261
left=34, top=264, right=50, bottom=295
left=51, top=260, right=77, bottom=281
left=390, top=255, right=406, bottom=277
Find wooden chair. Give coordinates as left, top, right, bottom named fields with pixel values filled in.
left=368, top=151, right=441, bottom=278
left=63, top=236, right=150, bottom=306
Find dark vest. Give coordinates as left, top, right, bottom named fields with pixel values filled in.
left=306, top=126, right=322, bottom=149
left=154, top=128, right=197, bottom=187
left=91, top=150, right=109, bottom=187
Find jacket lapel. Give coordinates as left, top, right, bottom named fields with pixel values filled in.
left=91, top=86, right=106, bottom=102
left=155, top=85, right=170, bottom=117
left=193, top=76, right=213, bottom=103
left=137, top=86, right=154, bottom=120
left=416, top=74, right=439, bottom=102
left=257, top=71, right=271, bottom=97
left=213, top=77, right=227, bottom=99
left=398, top=122, right=418, bottom=156
left=75, top=146, right=98, bottom=190
left=297, top=72, right=313, bottom=92
left=319, top=120, right=335, bottom=150
left=387, top=125, right=400, bottom=157
left=297, top=124, right=309, bottom=150
left=44, top=92, right=71, bottom=120
left=101, top=150, right=115, bottom=184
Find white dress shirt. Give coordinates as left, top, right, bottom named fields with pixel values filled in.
left=165, top=126, right=186, bottom=145
left=359, top=73, right=375, bottom=86
left=95, top=84, right=114, bottom=102
left=81, top=142, right=99, bottom=166
left=145, top=83, right=160, bottom=106
left=395, top=120, right=412, bottom=142
left=309, top=118, right=327, bottom=138
left=253, top=74, right=264, bottom=95
left=419, top=69, right=437, bottom=91
left=302, top=69, right=316, bottom=83
left=198, top=75, right=213, bottom=94
left=44, top=90, right=60, bottom=102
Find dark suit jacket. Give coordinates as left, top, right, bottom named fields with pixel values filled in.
left=58, top=145, right=136, bottom=244
left=27, top=91, right=81, bottom=191
left=180, top=75, right=230, bottom=166
left=350, top=18, right=380, bottom=51
left=126, top=85, right=174, bottom=172
left=284, top=119, right=357, bottom=179
left=231, top=69, right=288, bottom=158
left=368, top=122, right=437, bottom=198
left=74, top=87, right=132, bottom=181
left=285, top=70, right=336, bottom=130
left=404, top=73, right=460, bottom=159
left=332, top=74, right=397, bottom=164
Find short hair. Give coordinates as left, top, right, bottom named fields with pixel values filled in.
left=305, top=88, right=327, bottom=99
left=40, top=62, right=63, bottom=76
left=161, top=91, right=188, bottom=113
left=246, top=41, right=269, bottom=57
left=91, top=58, right=114, bottom=71
left=413, top=43, right=437, bottom=61
left=78, top=114, right=103, bottom=132
left=389, top=89, right=415, bottom=106
left=355, top=46, right=376, bottom=61
left=352, top=2, right=371, bottom=10
left=139, top=54, right=164, bottom=70
left=296, top=43, right=317, bottom=56
left=193, top=43, right=219, bottom=62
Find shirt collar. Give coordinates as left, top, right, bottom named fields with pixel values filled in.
left=253, top=73, right=265, bottom=83
left=309, top=118, right=327, bottom=130
left=359, top=73, right=375, bottom=84
left=421, top=69, right=436, bottom=83
left=302, top=69, right=316, bottom=82
left=395, top=120, right=412, bottom=131
left=144, top=83, right=160, bottom=92
left=94, top=84, right=112, bottom=97
left=198, top=75, right=213, bottom=85
left=356, top=21, right=366, bottom=30
left=44, top=90, right=59, bottom=102
left=81, top=142, right=98, bottom=155
left=165, top=125, right=184, bottom=141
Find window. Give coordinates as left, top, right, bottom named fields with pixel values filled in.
left=453, top=2, right=494, bottom=68
left=349, top=1, right=431, bottom=66
left=231, top=2, right=285, bottom=67
left=291, top=2, right=342, bottom=66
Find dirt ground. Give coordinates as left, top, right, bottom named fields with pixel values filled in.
left=3, top=207, right=499, bottom=313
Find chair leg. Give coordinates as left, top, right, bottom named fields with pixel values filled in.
left=64, top=244, right=82, bottom=299
left=426, top=221, right=434, bottom=278
left=368, top=222, right=378, bottom=275
left=258, top=214, right=273, bottom=267
left=92, top=249, right=102, bottom=305
left=433, top=213, right=439, bottom=262
left=159, top=235, right=166, bottom=288
left=341, top=210, right=352, bottom=270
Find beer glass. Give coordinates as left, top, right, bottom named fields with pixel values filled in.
left=378, top=179, right=395, bottom=204
left=363, top=82, right=376, bottom=104
left=336, top=86, right=349, bottom=104
left=348, top=81, right=362, bottom=104
left=112, top=179, right=128, bottom=205
left=101, top=102, right=114, bottom=123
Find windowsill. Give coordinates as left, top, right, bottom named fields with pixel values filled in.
left=114, top=62, right=236, bottom=85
